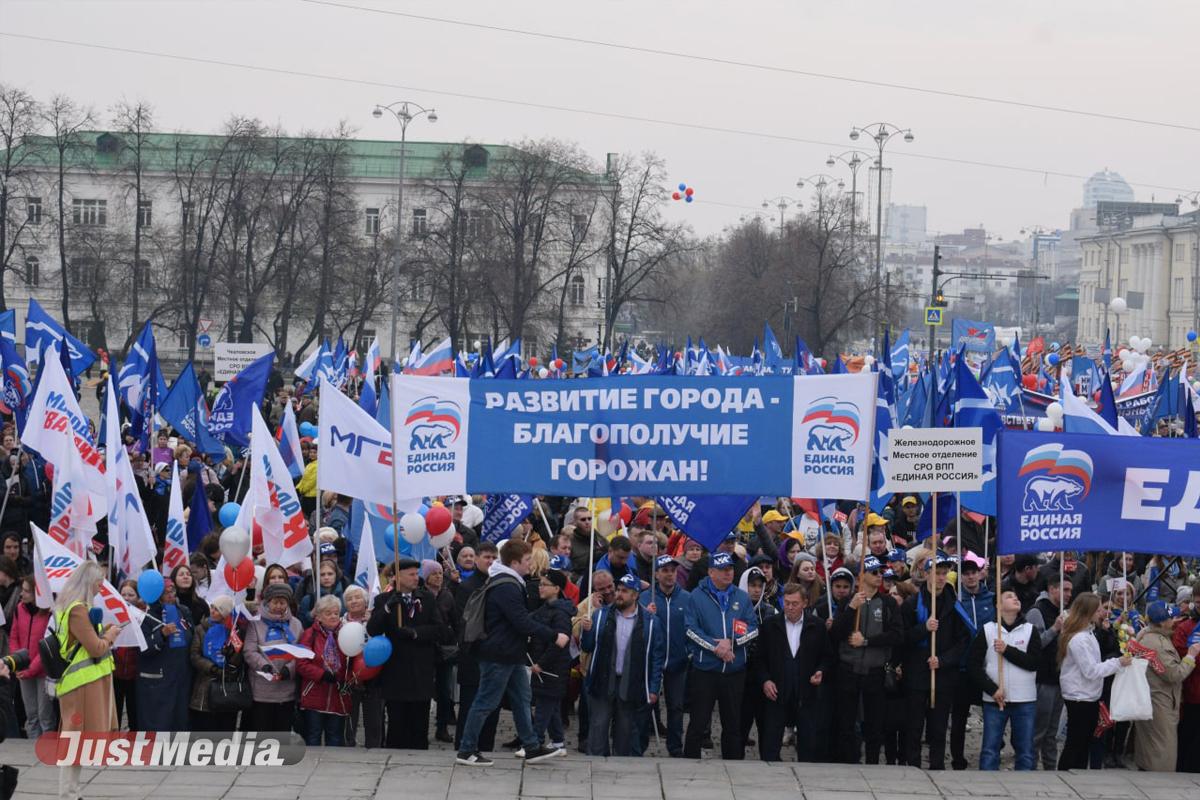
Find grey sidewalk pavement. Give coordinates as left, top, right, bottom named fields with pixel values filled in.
left=4, top=740, right=1200, bottom=800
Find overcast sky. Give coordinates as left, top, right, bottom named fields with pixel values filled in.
left=3, top=0, right=1198, bottom=240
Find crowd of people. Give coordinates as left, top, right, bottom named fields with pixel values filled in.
left=1, top=383, right=1199, bottom=786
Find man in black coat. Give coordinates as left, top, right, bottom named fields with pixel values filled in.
left=900, top=551, right=973, bottom=770
left=367, top=557, right=449, bottom=750
left=756, top=583, right=833, bottom=761
left=456, top=540, right=569, bottom=766
left=453, top=542, right=499, bottom=751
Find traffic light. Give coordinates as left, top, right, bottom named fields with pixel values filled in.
left=934, top=291, right=947, bottom=307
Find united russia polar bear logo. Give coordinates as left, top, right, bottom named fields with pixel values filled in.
left=404, top=396, right=463, bottom=450
left=806, top=424, right=854, bottom=451
left=800, top=397, right=861, bottom=451
left=1017, top=442, right=1093, bottom=512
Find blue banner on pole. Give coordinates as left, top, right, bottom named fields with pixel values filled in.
left=391, top=374, right=878, bottom=498
left=657, top=495, right=756, bottom=552
left=951, top=319, right=996, bottom=356
left=998, top=429, right=1200, bottom=556
left=481, top=493, right=535, bottom=543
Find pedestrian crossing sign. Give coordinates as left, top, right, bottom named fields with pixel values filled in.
left=925, top=307, right=944, bottom=325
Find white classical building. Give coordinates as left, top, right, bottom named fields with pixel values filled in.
left=1077, top=211, right=1200, bottom=348
left=2, top=130, right=614, bottom=367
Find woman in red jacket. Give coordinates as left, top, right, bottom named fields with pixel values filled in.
left=297, top=594, right=353, bottom=746
left=10, top=575, right=57, bottom=737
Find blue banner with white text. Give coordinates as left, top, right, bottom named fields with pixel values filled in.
left=998, top=428, right=1200, bottom=556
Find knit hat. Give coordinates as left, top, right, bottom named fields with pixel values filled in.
left=419, top=559, right=443, bottom=580
left=262, top=583, right=293, bottom=603
left=1176, top=586, right=1193, bottom=605
left=830, top=566, right=856, bottom=585
left=209, top=594, right=235, bottom=617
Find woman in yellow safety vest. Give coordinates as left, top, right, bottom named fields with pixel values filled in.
left=54, top=561, right=120, bottom=800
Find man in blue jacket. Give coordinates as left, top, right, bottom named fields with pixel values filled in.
left=682, top=551, right=758, bottom=759
left=640, top=554, right=690, bottom=756
left=456, top=540, right=569, bottom=766
left=581, top=572, right=665, bottom=756
left=950, top=553, right=994, bottom=770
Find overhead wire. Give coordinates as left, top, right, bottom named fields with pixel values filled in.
left=0, top=30, right=1195, bottom=198
left=301, top=0, right=1200, bottom=135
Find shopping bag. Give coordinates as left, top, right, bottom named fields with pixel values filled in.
left=1109, top=658, right=1152, bottom=721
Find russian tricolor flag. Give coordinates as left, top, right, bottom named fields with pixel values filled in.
left=407, top=336, right=454, bottom=376
left=277, top=401, right=304, bottom=479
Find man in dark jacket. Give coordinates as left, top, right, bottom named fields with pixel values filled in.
left=756, top=583, right=833, bottom=761
left=1002, top=554, right=1043, bottom=612
left=1026, top=573, right=1071, bottom=770
left=453, top=542, right=498, bottom=751
left=639, top=554, right=690, bottom=756
left=367, top=557, right=448, bottom=750
left=830, top=555, right=904, bottom=764
left=685, top=533, right=747, bottom=591
left=529, top=570, right=575, bottom=752
left=900, top=551, right=973, bottom=770
left=950, top=555, right=995, bottom=770
left=456, top=540, right=568, bottom=766
left=580, top=572, right=665, bottom=756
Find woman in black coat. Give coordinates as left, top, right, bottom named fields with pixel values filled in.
left=366, top=559, right=449, bottom=750
left=528, top=570, right=575, bottom=749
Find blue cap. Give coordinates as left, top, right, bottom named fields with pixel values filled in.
left=887, top=549, right=907, bottom=564
left=861, top=555, right=884, bottom=573
left=723, top=531, right=738, bottom=542
left=549, top=554, right=571, bottom=571
left=711, top=552, right=735, bottom=570
left=1147, top=601, right=1181, bottom=624
left=319, top=541, right=336, bottom=557
left=882, top=568, right=896, bottom=580
left=655, top=554, right=676, bottom=571
left=617, top=572, right=641, bottom=591
left=925, top=550, right=955, bottom=570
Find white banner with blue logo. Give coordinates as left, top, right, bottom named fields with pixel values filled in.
left=391, top=373, right=876, bottom=498
left=998, top=429, right=1200, bottom=556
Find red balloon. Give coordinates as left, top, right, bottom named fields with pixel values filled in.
left=1021, top=374, right=1038, bottom=389
left=674, top=351, right=683, bottom=360
left=672, top=192, right=681, bottom=200
left=685, top=187, right=694, bottom=197
left=425, top=505, right=453, bottom=536
left=618, top=502, right=633, bottom=526
left=553, top=358, right=564, bottom=370
left=528, top=356, right=539, bottom=367
left=251, top=518, right=264, bottom=549
left=223, top=557, right=255, bottom=592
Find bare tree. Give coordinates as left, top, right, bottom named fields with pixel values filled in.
left=599, top=153, right=691, bottom=351
left=475, top=139, right=596, bottom=344
left=111, top=99, right=155, bottom=354
left=553, top=196, right=604, bottom=351
left=0, top=85, right=41, bottom=312
left=41, top=95, right=95, bottom=329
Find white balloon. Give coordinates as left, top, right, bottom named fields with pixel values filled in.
left=219, top=526, right=251, bottom=565
left=1045, top=401, right=1064, bottom=421
left=537, top=367, right=549, bottom=379
left=337, top=622, right=367, bottom=657
left=1144, top=338, right=1154, bottom=352
left=997, top=335, right=1012, bottom=348
left=1036, top=417, right=1056, bottom=432
left=863, top=355, right=876, bottom=367
left=462, top=503, right=484, bottom=528
left=901, top=424, right=914, bottom=430
left=1111, top=297, right=1127, bottom=313
left=1134, top=338, right=1148, bottom=354
left=429, top=529, right=456, bottom=550
left=1129, top=335, right=1139, bottom=349
left=400, top=512, right=426, bottom=544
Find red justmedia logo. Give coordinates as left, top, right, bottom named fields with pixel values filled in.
left=35, top=732, right=305, bottom=767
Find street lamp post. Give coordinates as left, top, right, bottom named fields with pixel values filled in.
left=1020, top=226, right=1050, bottom=339
left=762, top=195, right=800, bottom=237
left=1177, top=192, right=1200, bottom=341
left=826, top=150, right=874, bottom=256
left=371, top=99, right=437, bottom=576
left=796, top=173, right=844, bottom=227
left=371, top=100, right=438, bottom=368
left=849, top=122, right=914, bottom=348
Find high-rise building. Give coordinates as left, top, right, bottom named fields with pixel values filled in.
left=1082, top=168, right=1135, bottom=208
left=886, top=204, right=926, bottom=244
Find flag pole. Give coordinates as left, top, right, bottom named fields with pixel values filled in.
left=955, top=491, right=962, bottom=601
left=995, top=551, right=1004, bottom=706
left=313, top=382, right=322, bottom=603
left=930, top=490, right=938, bottom=709
left=386, top=371, right=401, bottom=627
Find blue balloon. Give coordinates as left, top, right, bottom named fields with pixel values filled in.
left=1049, top=341, right=1060, bottom=352
left=1047, top=353, right=1060, bottom=367
left=1189, top=330, right=1198, bottom=343
left=685, top=195, right=694, bottom=203
left=363, top=635, right=393, bottom=668
left=138, top=570, right=164, bottom=605
left=677, top=182, right=687, bottom=192
left=418, top=503, right=430, bottom=517
left=218, top=502, right=241, bottom=527
left=298, top=421, right=318, bottom=438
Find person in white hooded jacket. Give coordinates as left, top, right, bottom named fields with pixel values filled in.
left=1055, top=592, right=1131, bottom=770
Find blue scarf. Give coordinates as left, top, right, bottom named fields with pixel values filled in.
left=162, top=604, right=187, bottom=648
left=263, top=615, right=296, bottom=645
left=202, top=621, right=229, bottom=667
left=706, top=579, right=734, bottom=610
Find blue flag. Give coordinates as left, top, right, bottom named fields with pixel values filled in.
left=1187, top=388, right=1198, bottom=438
left=160, top=362, right=228, bottom=460
left=870, top=368, right=894, bottom=512
left=207, top=351, right=274, bottom=447
left=981, top=347, right=1021, bottom=411
left=0, top=309, right=15, bottom=343
left=917, top=492, right=959, bottom=540
left=481, top=493, right=535, bottom=543
left=890, top=330, right=911, bottom=379
left=25, top=298, right=96, bottom=375
left=763, top=324, right=785, bottom=373
left=657, top=495, right=756, bottom=552
left=953, top=358, right=1002, bottom=516
left=0, top=333, right=32, bottom=430
left=1097, top=369, right=1120, bottom=430
left=117, top=322, right=167, bottom=449
left=186, top=475, right=214, bottom=551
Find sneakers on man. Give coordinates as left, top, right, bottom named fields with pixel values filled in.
left=456, top=751, right=494, bottom=766
left=523, top=745, right=560, bottom=764
left=514, top=748, right=525, bottom=758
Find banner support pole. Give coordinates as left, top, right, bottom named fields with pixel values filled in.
left=995, top=552, right=1004, bottom=708
left=930, top=490, right=938, bottom=709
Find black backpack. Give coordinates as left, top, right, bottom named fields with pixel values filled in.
left=38, top=625, right=82, bottom=681
left=461, top=574, right=522, bottom=644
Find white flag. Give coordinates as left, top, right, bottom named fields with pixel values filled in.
left=236, top=405, right=313, bottom=568
left=316, top=378, right=394, bottom=505
left=105, top=372, right=157, bottom=577
left=22, top=348, right=107, bottom=518
left=353, top=513, right=381, bottom=604
left=162, top=461, right=188, bottom=576
left=96, top=579, right=147, bottom=650
left=47, top=443, right=96, bottom=559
